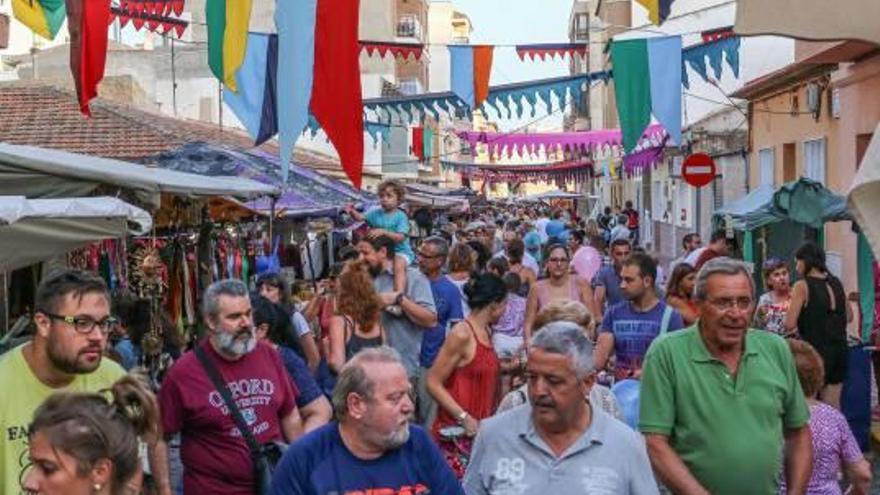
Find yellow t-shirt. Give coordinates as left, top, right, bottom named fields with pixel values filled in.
left=0, top=344, right=125, bottom=495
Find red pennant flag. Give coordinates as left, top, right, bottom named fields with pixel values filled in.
left=65, top=0, right=111, bottom=116
left=148, top=19, right=159, bottom=31
left=172, top=0, right=184, bottom=16
left=118, top=13, right=130, bottom=28
left=412, top=127, right=424, bottom=160
left=311, top=0, right=364, bottom=189
left=132, top=16, right=144, bottom=30
left=473, top=45, right=494, bottom=109
left=174, top=23, right=186, bottom=37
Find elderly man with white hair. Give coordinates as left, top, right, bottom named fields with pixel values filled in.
left=464, top=322, right=658, bottom=494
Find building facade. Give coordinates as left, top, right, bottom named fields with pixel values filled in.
left=732, top=40, right=880, bottom=302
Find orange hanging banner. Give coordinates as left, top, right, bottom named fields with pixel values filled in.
left=472, top=45, right=494, bottom=109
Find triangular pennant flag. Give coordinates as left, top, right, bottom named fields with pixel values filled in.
left=173, top=0, right=184, bottom=16
left=65, top=0, right=111, bottom=116
left=118, top=13, right=130, bottom=28
left=174, top=22, right=185, bottom=37
left=310, top=0, right=363, bottom=188
left=132, top=16, right=145, bottom=29
left=148, top=19, right=160, bottom=31
left=636, top=0, right=675, bottom=25
left=12, top=0, right=67, bottom=41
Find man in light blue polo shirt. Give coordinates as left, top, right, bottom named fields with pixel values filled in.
left=464, top=322, right=658, bottom=494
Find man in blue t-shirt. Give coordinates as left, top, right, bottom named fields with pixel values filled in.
left=594, top=253, right=684, bottom=380
left=416, top=236, right=464, bottom=427
left=592, top=238, right=632, bottom=312
left=270, top=347, right=463, bottom=495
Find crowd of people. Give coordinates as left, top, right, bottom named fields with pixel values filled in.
left=1, top=179, right=873, bottom=495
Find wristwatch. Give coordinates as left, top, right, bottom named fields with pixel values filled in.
left=394, top=292, right=405, bottom=305
left=457, top=410, right=469, bottom=424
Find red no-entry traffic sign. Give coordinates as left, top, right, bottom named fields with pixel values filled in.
left=682, top=153, right=716, bottom=188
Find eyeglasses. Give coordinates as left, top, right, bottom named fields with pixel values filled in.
left=706, top=297, right=753, bottom=312
left=41, top=313, right=117, bottom=335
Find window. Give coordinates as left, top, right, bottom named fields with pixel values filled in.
left=782, top=143, right=796, bottom=182
left=397, top=15, right=421, bottom=39
left=803, top=138, right=826, bottom=184
left=758, top=147, right=774, bottom=186
left=573, top=13, right=589, bottom=41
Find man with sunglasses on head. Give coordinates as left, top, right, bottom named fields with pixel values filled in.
left=639, top=258, right=812, bottom=495
left=0, top=270, right=127, bottom=495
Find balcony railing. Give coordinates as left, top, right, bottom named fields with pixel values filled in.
left=397, top=17, right=422, bottom=40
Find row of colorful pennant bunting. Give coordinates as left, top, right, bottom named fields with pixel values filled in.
left=110, top=7, right=188, bottom=38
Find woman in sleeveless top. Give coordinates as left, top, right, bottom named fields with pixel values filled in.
left=785, top=242, right=853, bottom=409
left=505, top=238, right=536, bottom=298
left=427, top=272, right=506, bottom=478
left=524, top=244, right=596, bottom=343
left=665, top=262, right=699, bottom=326
left=327, top=261, right=385, bottom=374
left=446, top=243, right=476, bottom=317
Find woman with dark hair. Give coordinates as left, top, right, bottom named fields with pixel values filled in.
left=427, top=272, right=506, bottom=478
left=252, top=295, right=332, bottom=433
left=256, top=272, right=321, bottom=371
left=524, top=244, right=596, bottom=343
left=754, top=257, right=794, bottom=336
left=504, top=238, right=536, bottom=298
left=447, top=243, right=476, bottom=316
left=326, top=261, right=385, bottom=374
left=21, top=377, right=159, bottom=495
left=466, top=240, right=492, bottom=273
left=785, top=242, right=853, bottom=409
left=665, top=263, right=698, bottom=326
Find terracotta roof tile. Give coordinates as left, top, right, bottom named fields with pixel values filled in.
left=0, top=82, right=339, bottom=169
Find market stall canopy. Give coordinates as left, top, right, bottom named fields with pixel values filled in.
left=0, top=143, right=279, bottom=210
left=405, top=183, right=475, bottom=198
left=525, top=191, right=584, bottom=201
left=715, top=178, right=851, bottom=231
left=144, top=142, right=372, bottom=218
left=0, top=196, right=151, bottom=272
left=848, top=123, right=880, bottom=258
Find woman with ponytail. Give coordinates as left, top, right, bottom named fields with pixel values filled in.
left=427, top=272, right=506, bottom=478
left=21, top=376, right=160, bottom=495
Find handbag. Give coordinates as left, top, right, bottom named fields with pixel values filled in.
left=195, top=346, right=287, bottom=495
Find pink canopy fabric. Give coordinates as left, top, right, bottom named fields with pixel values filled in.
left=459, top=124, right=665, bottom=159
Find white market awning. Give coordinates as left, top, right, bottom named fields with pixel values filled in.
left=0, top=196, right=152, bottom=272
left=0, top=143, right=279, bottom=209
left=848, top=124, right=880, bottom=258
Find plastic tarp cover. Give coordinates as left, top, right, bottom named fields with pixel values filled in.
left=715, top=178, right=850, bottom=231
left=848, top=124, right=880, bottom=259
left=0, top=196, right=152, bottom=272
left=0, top=143, right=279, bottom=209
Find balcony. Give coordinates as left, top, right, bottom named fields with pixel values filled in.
left=397, top=16, right=423, bottom=40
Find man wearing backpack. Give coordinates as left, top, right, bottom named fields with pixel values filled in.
left=594, top=253, right=684, bottom=380
left=623, top=200, right=640, bottom=246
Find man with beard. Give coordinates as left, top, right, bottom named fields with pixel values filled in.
left=0, top=270, right=126, bottom=495
left=357, top=235, right=437, bottom=380
left=593, top=238, right=632, bottom=312
left=464, top=322, right=657, bottom=494
left=270, top=346, right=463, bottom=494
left=153, top=279, right=303, bottom=495
left=639, top=258, right=812, bottom=495
left=594, top=253, right=684, bottom=380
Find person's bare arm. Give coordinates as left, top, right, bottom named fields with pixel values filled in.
left=370, top=229, right=406, bottom=243
left=346, top=204, right=365, bottom=222
left=328, top=316, right=347, bottom=374
left=668, top=296, right=699, bottom=325
left=594, top=285, right=607, bottom=315
left=281, top=407, right=305, bottom=443
left=784, top=281, right=807, bottom=332
left=523, top=285, right=539, bottom=344
left=149, top=438, right=173, bottom=495
left=298, top=332, right=321, bottom=372
left=783, top=425, right=813, bottom=495
left=577, top=278, right=600, bottom=320
left=844, top=458, right=872, bottom=495
left=593, top=332, right=615, bottom=371
left=426, top=325, right=479, bottom=434
left=398, top=294, right=438, bottom=328
left=645, top=434, right=711, bottom=495
left=300, top=396, right=333, bottom=433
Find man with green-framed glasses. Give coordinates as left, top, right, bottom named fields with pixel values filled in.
left=0, top=269, right=126, bottom=495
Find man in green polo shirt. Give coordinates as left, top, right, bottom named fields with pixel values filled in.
left=639, top=257, right=812, bottom=495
